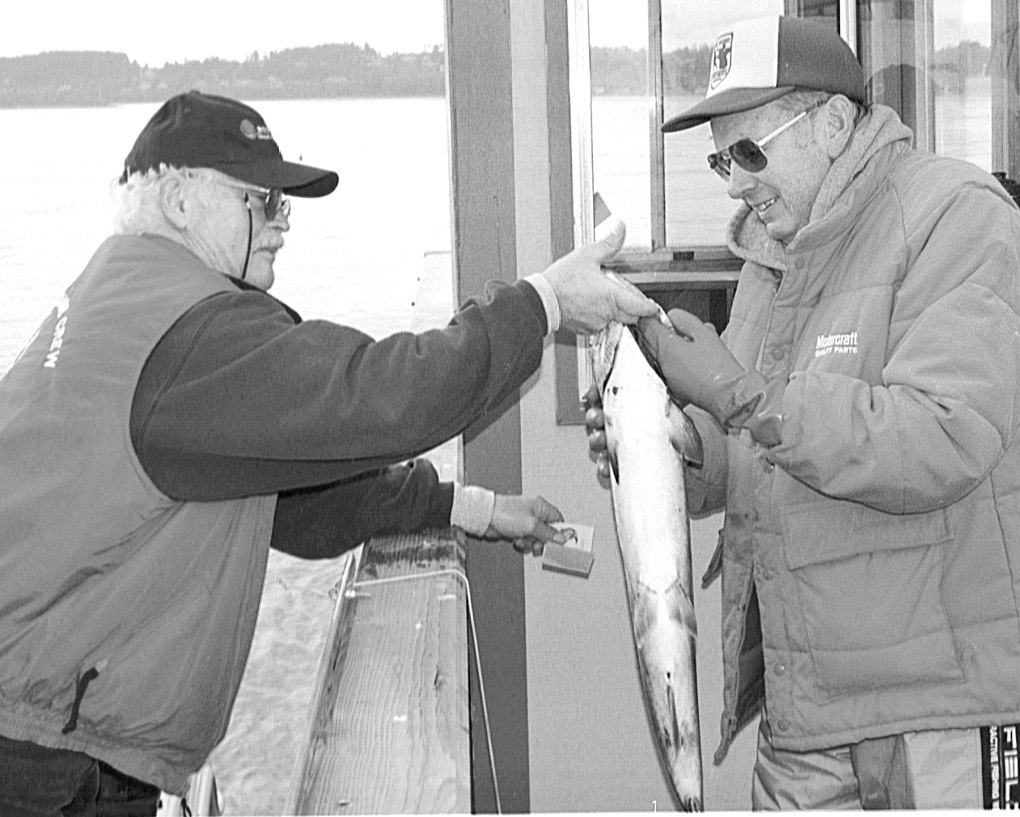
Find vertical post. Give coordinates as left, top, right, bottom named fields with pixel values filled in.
left=551, top=0, right=588, bottom=427
left=648, top=0, right=667, bottom=250
left=911, top=0, right=936, bottom=152
left=445, top=0, right=530, bottom=811
left=568, top=0, right=597, bottom=416
left=991, top=0, right=1020, bottom=179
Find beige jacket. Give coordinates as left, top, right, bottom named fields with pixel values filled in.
left=686, top=106, right=1020, bottom=761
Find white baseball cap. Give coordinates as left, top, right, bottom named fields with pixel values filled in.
left=662, top=16, right=866, bottom=133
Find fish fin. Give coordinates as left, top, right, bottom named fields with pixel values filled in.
left=608, top=447, right=620, bottom=484
left=666, top=580, right=698, bottom=640
left=673, top=587, right=697, bottom=644
left=668, top=404, right=704, bottom=469
left=589, top=323, right=622, bottom=391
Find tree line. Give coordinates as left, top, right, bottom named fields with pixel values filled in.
left=0, top=41, right=991, bottom=108
left=0, top=45, right=445, bottom=107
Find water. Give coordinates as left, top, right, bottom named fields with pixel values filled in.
left=0, top=88, right=997, bottom=811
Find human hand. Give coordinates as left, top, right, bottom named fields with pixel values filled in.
left=582, top=383, right=611, bottom=480
left=638, top=308, right=746, bottom=425
left=484, top=493, right=567, bottom=556
left=541, top=219, right=658, bottom=334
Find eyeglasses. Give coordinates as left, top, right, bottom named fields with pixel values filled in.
left=707, top=99, right=826, bottom=180
left=207, top=177, right=290, bottom=221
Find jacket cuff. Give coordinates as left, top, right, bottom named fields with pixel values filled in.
left=521, top=274, right=560, bottom=334
left=450, top=483, right=496, bottom=536
left=727, top=370, right=785, bottom=448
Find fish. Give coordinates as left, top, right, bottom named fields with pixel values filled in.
left=590, top=316, right=704, bottom=812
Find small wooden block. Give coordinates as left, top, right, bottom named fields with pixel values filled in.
left=542, top=523, right=595, bottom=577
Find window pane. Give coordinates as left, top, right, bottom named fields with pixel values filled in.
left=661, top=1, right=787, bottom=246
left=858, top=1, right=1005, bottom=174
left=589, top=0, right=653, bottom=249
left=932, top=2, right=992, bottom=168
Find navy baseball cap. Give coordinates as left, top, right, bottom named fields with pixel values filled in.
left=662, top=16, right=866, bottom=133
left=121, top=90, right=339, bottom=197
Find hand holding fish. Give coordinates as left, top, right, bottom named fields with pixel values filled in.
left=541, top=219, right=659, bottom=333
left=485, top=493, right=568, bottom=556
left=639, top=309, right=785, bottom=446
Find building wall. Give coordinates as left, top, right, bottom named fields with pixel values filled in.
left=509, top=0, right=757, bottom=809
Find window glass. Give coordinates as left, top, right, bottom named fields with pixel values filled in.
left=588, top=0, right=653, bottom=248
left=931, top=2, right=992, bottom=167
left=859, top=1, right=1003, bottom=173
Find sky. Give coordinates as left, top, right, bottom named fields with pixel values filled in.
left=2, top=0, right=992, bottom=64
left=1, top=0, right=446, bottom=65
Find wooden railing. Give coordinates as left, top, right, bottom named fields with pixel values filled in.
left=286, top=528, right=471, bottom=814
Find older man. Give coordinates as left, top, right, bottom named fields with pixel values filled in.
left=589, top=15, right=1020, bottom=810
left=0, top=90, right=655, bottom=814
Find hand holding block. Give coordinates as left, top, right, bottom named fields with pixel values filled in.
left=542, top=523, right=595, bottom=578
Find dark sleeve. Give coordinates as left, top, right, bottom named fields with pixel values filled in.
left=131, top=278, right=547, bottom=500
left=272, top=459, right=454, bottom=559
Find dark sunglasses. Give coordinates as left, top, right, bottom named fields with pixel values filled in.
left=707, top=99, right=825, bottom=180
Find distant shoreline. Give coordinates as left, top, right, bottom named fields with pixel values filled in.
left=0, top=92, right=447, bottom=111
left=0, top=43, right=705, bottom=109
left=0, top=44, right=446, bottom=109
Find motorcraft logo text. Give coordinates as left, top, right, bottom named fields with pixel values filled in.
left=815, top=331, right=858, bottom=358
left=43, top=295, right=71, bottom=369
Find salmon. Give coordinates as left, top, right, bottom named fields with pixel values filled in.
left=590, top=318, right=704, bottom=811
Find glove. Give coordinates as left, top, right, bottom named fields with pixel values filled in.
left=638, top=309, right=785, bottom=447
left=582, top=383, right=612, bottom=481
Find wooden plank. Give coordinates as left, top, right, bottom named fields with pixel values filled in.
left=288, top=529, right=470, bottom=814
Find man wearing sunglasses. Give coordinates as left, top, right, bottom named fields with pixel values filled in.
left=0, top=90, right=656, bottom=813
left=587, top=14, right=1020, bottom=810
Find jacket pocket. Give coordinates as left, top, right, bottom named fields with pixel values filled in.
left=781, top=500, right=964, bottom=699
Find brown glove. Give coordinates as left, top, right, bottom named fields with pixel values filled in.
left=638, top=309, right=785, bottom=447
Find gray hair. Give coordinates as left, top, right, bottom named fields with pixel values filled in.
left=112, top=164, right=193, bottom=235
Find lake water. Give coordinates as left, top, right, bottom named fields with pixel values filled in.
left=0, top=87, right=995, bottom=812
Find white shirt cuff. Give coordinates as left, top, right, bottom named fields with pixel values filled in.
left=524, top=272, right=561, bottom=334
left=450, top=483, right=496, bottom=536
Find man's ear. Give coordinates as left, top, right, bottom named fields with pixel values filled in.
left=821, top=95, right=858, bottom=158
left=159, top=176, right=189, bottom=228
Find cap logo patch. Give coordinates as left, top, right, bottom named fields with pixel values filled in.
left=239, top=119, right=274, bottom=141
left=709, top=32, right=734, bottom=90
